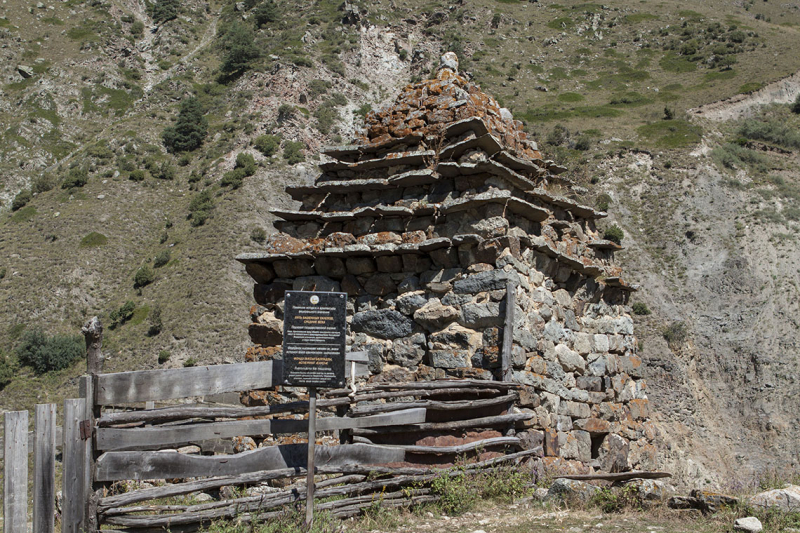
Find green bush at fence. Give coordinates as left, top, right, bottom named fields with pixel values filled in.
left=15, top=327, right=84, bottom=374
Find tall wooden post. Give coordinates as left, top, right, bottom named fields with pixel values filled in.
left=4, top=410, right=29, bottom=533
left=33, top=403, right=57, bottom=533
left=501, top=282, right=516, bottom=382
left=305, top=387, right=317, bottom=526
left=81, top=316, right=104, bottom=532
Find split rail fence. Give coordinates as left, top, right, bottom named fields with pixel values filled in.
left=3, top=314, right=539, bottom=532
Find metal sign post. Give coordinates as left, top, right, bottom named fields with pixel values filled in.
left=282, top=290, right=347, bottom=528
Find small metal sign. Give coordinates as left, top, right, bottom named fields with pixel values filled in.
left=282, top=291, right=347, bottom=388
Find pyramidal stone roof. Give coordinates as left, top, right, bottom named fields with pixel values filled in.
left=237, top=52, right=636, bottom=291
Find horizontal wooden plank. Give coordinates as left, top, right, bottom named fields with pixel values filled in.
left=95, top=408, right=427, bottom=451
left=95, top=361, right=282, bottom=405
left=357, top=436, right=521, bottom=454
left=350, top=392, right=518, bottom=416
left=95, top=443, right=406, bottom=481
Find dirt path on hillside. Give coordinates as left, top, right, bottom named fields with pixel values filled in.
left=689, top=68, right=800, bottom=122
left=142, top=16, right=218, bottom=93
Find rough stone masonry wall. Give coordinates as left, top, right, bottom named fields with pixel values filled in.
left=237, top=54, right=657, bottom=473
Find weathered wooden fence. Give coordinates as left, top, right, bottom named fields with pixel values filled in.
left=3, top=317, right=541, bottom=532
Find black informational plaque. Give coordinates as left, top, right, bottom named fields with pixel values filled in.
left=282, top=291, right=347, bottom=388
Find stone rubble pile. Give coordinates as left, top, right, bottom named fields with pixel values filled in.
left=237, top=53, right=655, bottom=472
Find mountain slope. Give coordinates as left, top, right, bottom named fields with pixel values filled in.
left=1, top=0, right=800, bottom=483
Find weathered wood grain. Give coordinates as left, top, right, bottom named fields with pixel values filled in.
left=502, top=281, right=515, bottom=381
left=349, top=392, right=518, bottom=416
left=62, top=398, right=86, bottom=533
left=33, top=404, right=57, bottom=533
left=557, top=471, right=672, bottom=482
left=95, top=408, right=426, bottom=451
left=95, top=443, right=407, bottom=481
left=95, top=360, right=282, bottom=405
left=364, top=436, right=522, bottom=454
left=350, top=412, right=533, bottom=435
left=4, top=410, right=29, bottom=533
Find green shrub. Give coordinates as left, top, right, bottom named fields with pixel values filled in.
left=130, top=19, right=144, bottom=36
left=250, top=227, right=267, bottom=244
left=575, top=136, right=591, bottom=151
left=792, top=94, right=800, bottom=114
left=184, top=357, right=197, bottom=367
left=154, top=161, right=176, bottom=180
left=254, top=134, right=280, bottom=156
left=431, top=466, right=477, bottom=515
left=592, top=484, right=644, bottom=513
left=283, top=141, right=305, bottom=164
left=739, top=118, right=800, bottom=150
left=154, top=249, right=171, bottom=268
left=110, top=300, right=136, bottom=326
left=308, top=79, right=331, bottom=99
left=0, top=267, right=6, bottom=280
left=188, top=189, right=214, bottom=226
left=663, top=321, right=688, bottom=347
left=596, top=193, right=612, bottom=212
left=149, top=0, right=179, bottom=24
left=134, top=265, right=156, bottom=288
left=162, top=97, right=208, bottom=153
left=158, top=349, right=171, bottom=364
left=11, top=189, right=32, bottom=211
left=220, top=168, right=245, bottom=188
left=0, top=352, right=17, bottom=389
left=253, top=0, right=278, bottom=28
left=80, top=232, right=108, bottom=247
left=62, top=167, right=88, bottom=189
left=277, top=104, right=295, bottom=123
left=148, top=305, right=163, bottom=336
left=603, top=225, right=624, bottom=244
left=314, top=105, right=339, bottom=134
left=711, top=143, right=769, bottom=173
left=129, top=169, right=146, bottom=181
left=235, top=153, right=257, bottom=175
left=219, top=22, right=260, bottom=77
left=632, top=302, right=651, bottom=315
left=32, top=174, right=55, bottom=193
left=15, top=327, right=84, bottom=374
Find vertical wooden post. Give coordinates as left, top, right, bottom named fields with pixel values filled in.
left=62, top=398, right=86, bottom=533
left=33, top=403, right=57, bottom=533
left=81, top=316, right=103, bottom=532
left=501, top=282, right=516, bottom=382
left=3, top=410, right=29, bottom=533
left=305, top=387, right=317, bottom=527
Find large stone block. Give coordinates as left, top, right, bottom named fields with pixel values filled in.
left=459, top=302, right=503, bottom=328
left=376, top=255, right=403, bottom=273
left=341, top=274, right=364, bottom=296
left=390, top=333, right=426, bottom=368
left=346, top=257, right=376, bottom=275
left=273, top=259, right=315, bottom=278
left=429, top=350, right=470, bottom=369
left=544, top=428, right=559, bottom=456
left=364, top=273, right=397, bottom=296
left=558, top=401, right=591, bottom=419
left=351, top=309, right=414, bottom=339
left=396, top=291, right=428, bottom=315
left=314, top=257, right=346, bottom=279
left=555, top=344, right=585, bottom=374
left=248, top=321, right=282, bottom=346
left=453, top=269, right=520, bottom=294
left=245, top=263, right=275, bottom=284
left=559, top=430, right=591, bottom=462
left=598, top=433, right=629, bottom=472
left=413, top=299, right=459, bottom=331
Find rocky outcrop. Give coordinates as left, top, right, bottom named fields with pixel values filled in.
left=236, top=54, right=653, bottom=472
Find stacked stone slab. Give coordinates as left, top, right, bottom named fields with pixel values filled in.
left=236, top=53, right=656, bottom=472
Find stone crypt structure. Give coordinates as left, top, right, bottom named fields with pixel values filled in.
left=236, top=53, right=656, bottom=472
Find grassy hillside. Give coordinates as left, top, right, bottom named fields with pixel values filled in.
left=1, top=0, right=800, bottom=480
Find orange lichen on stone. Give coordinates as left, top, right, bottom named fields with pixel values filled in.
left=356, top=64, right=542, bottom=162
